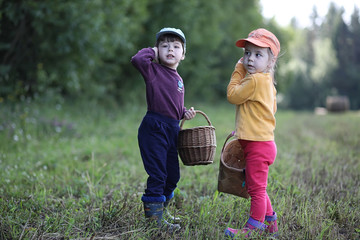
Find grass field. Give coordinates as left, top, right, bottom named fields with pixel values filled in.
left=0, top=100, right=359, bottom=239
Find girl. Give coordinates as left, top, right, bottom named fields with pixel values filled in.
left=225, top=28, right=280, bottom=238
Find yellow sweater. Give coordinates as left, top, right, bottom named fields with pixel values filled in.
left=227, top=63, right=277, bottom=141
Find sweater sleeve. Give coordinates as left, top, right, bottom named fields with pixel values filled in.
left=131, top=47, right=156, bottom=82
left=227, top=63, right=255, bottom=105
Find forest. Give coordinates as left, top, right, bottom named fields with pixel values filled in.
left=1, top=0, right=360, bottom=109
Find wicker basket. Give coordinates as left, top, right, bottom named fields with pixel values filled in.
left=178, top=110, right=216, bottom=166
left=218, top=132, right=249, bottom=198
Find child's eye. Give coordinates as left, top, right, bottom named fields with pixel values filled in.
left=256, top=53, right=262, bottom=57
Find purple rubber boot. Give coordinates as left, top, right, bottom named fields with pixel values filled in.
left=265, top=211, right=278, bottom=237
left=224, top=217, right=267, bottom=238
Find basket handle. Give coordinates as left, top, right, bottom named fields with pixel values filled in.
left=221, top=131, right=235, bottom=153
left=220, top=131, right=245, bottom=173
left=179, top=110, right=212, bottom=130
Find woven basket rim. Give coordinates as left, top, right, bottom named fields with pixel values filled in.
left=180, top=125, right=215, bottom=131
left=220, top=132, right=245, bottom=172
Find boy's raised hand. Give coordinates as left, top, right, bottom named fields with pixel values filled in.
left=184, top=107, right=196, bottom=120
left=152, top=47, right=159, bottom=63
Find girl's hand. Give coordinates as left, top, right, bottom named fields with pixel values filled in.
left=184, top=107, right=196, bottom=120
left=152, top=47, right=159, bottom=63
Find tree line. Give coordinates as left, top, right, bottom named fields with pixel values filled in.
left=281, top=4, right=360, bottom=109
left=1, top=0, right=359, bottom=109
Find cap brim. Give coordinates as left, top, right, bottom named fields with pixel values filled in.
left=235, top=38, right=269, bottom=49
left=156, top=31, right=186, bottom=43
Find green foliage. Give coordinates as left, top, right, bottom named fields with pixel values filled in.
left=330, top=6, right=360, bottom=109
left=1, top=1, right=360, bottom=109
left=181, top=0, right=264, bottom=101
left=0, top=0, right=147, bottom=102
left=0, top=0, right=265, bottom=104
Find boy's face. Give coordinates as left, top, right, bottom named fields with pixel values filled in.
left=243, top=42, right=274, bottom=74
left=158, top=39, right=185, bottom=70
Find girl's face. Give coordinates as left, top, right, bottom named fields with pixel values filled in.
left=243, top=42, right=274, bottom=74
left=158, top=40, right=185, bottom=69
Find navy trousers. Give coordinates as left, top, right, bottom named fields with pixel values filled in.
left=138, top=111, right=180, bottom=202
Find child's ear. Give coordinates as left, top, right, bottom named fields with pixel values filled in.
left=181, top=54, right=185, bottom=60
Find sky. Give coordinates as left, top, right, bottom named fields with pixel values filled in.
left=260, top=0, right=359, bottom=27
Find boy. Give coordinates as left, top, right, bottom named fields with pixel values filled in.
left=131, top=27, right=196, bottom=231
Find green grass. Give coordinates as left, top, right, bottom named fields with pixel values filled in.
left=0, top=100, right=359, bottom=239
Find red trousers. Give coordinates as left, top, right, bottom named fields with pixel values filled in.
left=239, top=140, right=277, bottom=222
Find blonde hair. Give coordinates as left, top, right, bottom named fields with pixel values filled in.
left=267, top=48, right=278, bottom=85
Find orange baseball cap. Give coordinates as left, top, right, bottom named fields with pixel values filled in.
left=236, top=28, right=280, bottom=57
